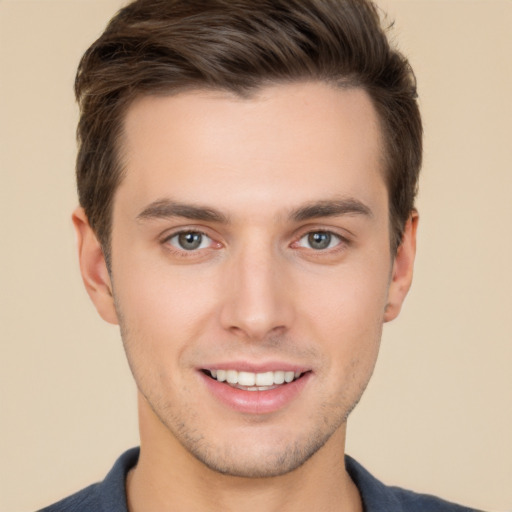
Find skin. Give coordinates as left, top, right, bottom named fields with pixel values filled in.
left=73, top=82, right=417, bottom=512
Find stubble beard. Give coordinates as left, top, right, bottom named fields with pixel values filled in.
left=115, top=299, right=375, bottom=480
left=136, top=371, right=369, bottom=479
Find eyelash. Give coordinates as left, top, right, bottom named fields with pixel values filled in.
left=162, top=230, right=218, bottom=257
left=295, top=231, right=345, bottom=251
left=161, top=228, right=350, bottom=257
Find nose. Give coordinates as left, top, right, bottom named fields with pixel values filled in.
left=219, top=241, right=295, bottom=341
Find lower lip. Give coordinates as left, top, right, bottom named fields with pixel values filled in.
left=200, top=371, right=311, bottom=415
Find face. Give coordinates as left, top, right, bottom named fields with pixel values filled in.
left=75, top=82, right=416, bottom=478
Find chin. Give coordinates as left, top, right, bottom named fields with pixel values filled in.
left=177, top=422, right=341, bottom=479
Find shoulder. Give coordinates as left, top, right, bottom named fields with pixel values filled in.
left=37, top=484, right=101, bottom=512
left=345, top=455, right=483, bottom=512
left=36, top=448, right=139, bottom=512
left=385, top=485, right=481, bottom=512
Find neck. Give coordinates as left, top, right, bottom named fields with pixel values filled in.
left=126, top=394, right=362, bottom=512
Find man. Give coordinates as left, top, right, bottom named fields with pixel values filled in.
left=39, top=0, right=480, bottom=511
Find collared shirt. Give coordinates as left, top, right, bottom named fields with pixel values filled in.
left=38, top=447, right=482, bottom=512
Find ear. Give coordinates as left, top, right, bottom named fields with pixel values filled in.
left=72, top=207, right=119, bottom=325
left=384, top=211, right=419, bottom=322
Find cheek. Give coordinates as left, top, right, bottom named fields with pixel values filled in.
left=299, top=263, right=390, bottom=331
left=294, top=261, right=390, bottom=371
left=112, top=261, right=221, bottom=354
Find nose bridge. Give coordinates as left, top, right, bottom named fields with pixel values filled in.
left=220, top=233, right=293, bottom=340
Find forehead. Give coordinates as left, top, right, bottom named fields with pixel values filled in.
left=117, top=82, right=386, bottom=219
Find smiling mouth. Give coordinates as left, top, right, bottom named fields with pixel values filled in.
left=202, top=369, right=307, bottom=391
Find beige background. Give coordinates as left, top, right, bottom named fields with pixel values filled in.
left=1, top=1, right=511, bottom=511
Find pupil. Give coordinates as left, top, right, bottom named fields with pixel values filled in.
left=308, top=232, right=330, bottom=250
left=179, top=232, right=202, bottom=250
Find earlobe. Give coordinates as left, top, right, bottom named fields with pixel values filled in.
left=72, top=207, right=119, bottom=325
left=384, top=211, right=419, bottom=323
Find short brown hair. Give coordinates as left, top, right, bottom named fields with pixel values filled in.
left=75, top=0, right=422, bottom=262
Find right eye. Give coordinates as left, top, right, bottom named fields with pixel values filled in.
left=166, top=231, right=213, bottom=251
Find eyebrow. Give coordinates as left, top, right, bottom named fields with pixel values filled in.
left=136, top=197, right=373, bottom=224
left=290, top=198, right=373, bottom=222
left=136, top=199, right=229, bottom=223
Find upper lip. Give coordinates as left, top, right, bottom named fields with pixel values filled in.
left=199, top=361, right=310, bottom=373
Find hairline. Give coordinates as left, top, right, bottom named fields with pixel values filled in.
left=99, top=78, right=399, bottom=268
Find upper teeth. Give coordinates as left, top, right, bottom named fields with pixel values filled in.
left=210, top=369, right=301, bottom=386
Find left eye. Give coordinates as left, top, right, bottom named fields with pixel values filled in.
left=297, top=231, right=341, bottom=250
left=167, top=231, right=212, bottom=251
